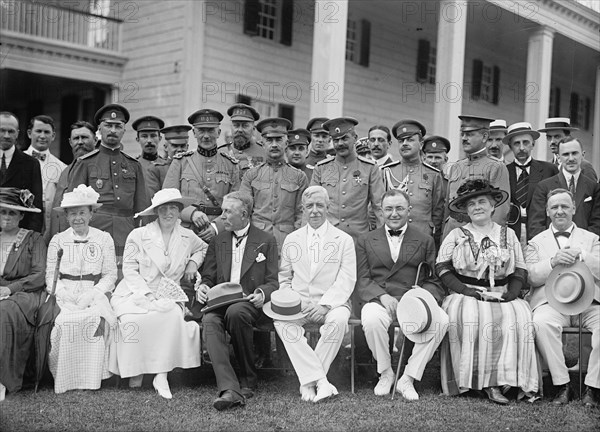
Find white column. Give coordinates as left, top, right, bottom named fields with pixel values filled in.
left=524, top=26, right=554, bottom=161
left=181, top=1, right=205, bottom=122
left=593, top=66, right=600, bottom=171
left=432, top=0, right=467, bottom=163
left=309, top=0, right=348, bottom=118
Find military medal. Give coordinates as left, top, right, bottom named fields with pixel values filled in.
left=96, top=179, right=103, bottom=189
left=353, top=170, right=362, bottom=185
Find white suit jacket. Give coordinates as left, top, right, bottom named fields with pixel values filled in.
left=279, top=221, right=356, bottom=310
left=525, top=224, right=600, bottom=311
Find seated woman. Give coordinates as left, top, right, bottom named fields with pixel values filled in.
left=0, top=188, right=46, bottom=401
left=436, top=179, right=538, bottom=404
left=47, top=185, right=118, bottom=394
left=109, top=189, right=207, bottom=399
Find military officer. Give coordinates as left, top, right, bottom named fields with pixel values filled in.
left=240, top=118, right=308, bottom=253
left=146, top=124, right=192, bottom=197
left=132, top=115, right=166, bottom=198
left=442, top=115, right=511, bottom=239
left=306, top=117, right=334, bottom=166
left=310, top=117, right=384, bottom=238
left=381, top=120, right=444, bottom=244
left=67, top=104, right=149, bottom=256
left=163, top=109, right=240, bottom=243
left=286, top=128, right=314, bottom=182
left=219, top=103, right=264, bottom=175
left=422, top=135, right=451, bottom=174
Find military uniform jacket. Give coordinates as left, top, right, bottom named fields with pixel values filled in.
left=145, top=158, right=171, bottom=198
left=67, top=144, right=149, bottom=252
left=306, top=149, right=332, bottom=166
left=310, top=155, right=384, bottom=238
left=442, top=150, right=511, bottom=238
left=163, top=150, right=240, bottom=232
left=219, top=141, right=265, bottom=177
left=137, top=155, right=168, bottom=199
left=381, top=159, right=444, bottom=238
left=240, top=160, right=309, bottom=251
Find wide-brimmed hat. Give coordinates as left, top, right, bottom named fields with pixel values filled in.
left=0, top=188, right=41, bottom=213
left=201, top=282, right=249, bottom=313
left=58, top=184, right=102, bottom=210
left=448, top=179, right=509, bottom=215
left=135, top=188, right=196, bottom=217
left=502, top=122, right=540, bottom=144
left=546, top=261, right=595, bottom=315
left=263, top=290, right=307, bottom=321
left=396, top=288, right=444, bottom=343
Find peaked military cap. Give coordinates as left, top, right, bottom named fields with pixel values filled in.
left=306, top=117, right=330, bottom=133
left=391, top=120, right=426, bottom=140
left=188, top=109, right=223, bottom=127
left=458, top=115, right=494, bottom=132
left=287, top=128, right=311, bottom=146
left=256, top=117, right=292, bottom=137
left=323, top=117, right=358, bottom=139
left=160, top=124, right=192, bottom=144
left=422, top=135, right=451, bottom=153
left=132, top=115, right=165, bottom=132
left=227, top=103, right=260, bottom=122
left=94, top=103, right=130, bottom=125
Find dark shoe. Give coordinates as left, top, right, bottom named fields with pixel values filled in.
left=484, top=387, right=509, bottom=405
left=213, top=390, right=245, bottom=411
left=582, top=386, right=600, bottom=407
left=240, top=387, right=254, bottom=399
left=552, top=384, right=573, bottom=405
left=254, top=354, right=274, bottom=369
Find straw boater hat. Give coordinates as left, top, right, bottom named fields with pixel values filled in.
left=546, top=261, right=595, bottom=315
left=448, top=179, right=509, bottom=215
left=201, top=283, right=249, bottom=313
left=134, top=188, right=196, bottom=218
left=502, top=122, right=541, bottom=144
left=396, top=288, right=443, bottom=343
left=59, top=184, right=102, bottom=210
left=0, top=188, right=41, bottom=213
left=263, top=290, right=307, bottom=321
left=538, top=117, right=579, bottom=133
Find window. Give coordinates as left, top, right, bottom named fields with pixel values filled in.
left=570, top=92, right=591, bottom=130
left=345, top=19, right=358, bottom=62
left=549, top=87, right=561, bottom=117
left=244, top=0, right=293, bottom=46
left=481, top=65, right=493, bottom=102
left=257, top=0, right=278, bottom=41
left=416, top=39, right=436, bottom=84
left=472, top=59, right=500, bottom=105
left=345, top=18, right=371, bottom=67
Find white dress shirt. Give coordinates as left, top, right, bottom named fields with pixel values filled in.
left=0, top=145, right=16, bottom=168
left=229, top=223, right=250, bottom=284
left=307, top=220, right=329, bottom=274
left=384, top=223, right=407, bottom=262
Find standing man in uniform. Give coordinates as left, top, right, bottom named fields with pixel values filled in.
left=219, top=103, right=263, bottom=175
left=146, top=124, right=192, bottom=197
left=306, top=117, right=334, bottom=166
left=240, top=118, right=308, bottom=253
left=132, top=115, right=166, bottom=197
left=539, top=117, right=597, bottom=181
left=24, top=115, right=67, bottom=234
left=310, top=117, right=384, bottom=239
left=442, top=115, right=511, bottom=239
left=486, top=119, right=508, bottom=162
left=286, top=128, right=313, bottom=182
left=422, top=135, right=451, bottom=181
left=381, top=120, right=444, bottom=245
left=67, top=104, right=149, bottom=256
left=163, top=109, right=240, bottom=243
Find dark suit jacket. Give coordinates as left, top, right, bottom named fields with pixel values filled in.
left=201, top=224, right=278, bottom=302
left=507, top=159, right=558, bottom=239
left=529, top=171, right=600, bottom=239
left=0, top=148, right=43, bottom=232
left=355, top=225, right=444, bottom=306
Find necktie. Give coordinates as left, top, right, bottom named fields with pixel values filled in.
left=553, top=154, right=560, bottom=167
left=32, top=150, right=47, bottom=161
left=568, top=175, right=576, bottom=195
left=554, top=231, right=571, bottom=239
left=232, top=231, right=248, bottom=248
left=388, top=229, right=403, bottom=237
left=515, top=165, right=529, bottom=206
left=0, top=153, right=7, bottom=181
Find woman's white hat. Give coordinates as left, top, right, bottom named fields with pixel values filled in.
left=135, top=188, right=196, bottom=217
left=59, top=184, right=102, bottom=210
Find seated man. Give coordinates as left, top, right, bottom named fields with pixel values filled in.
left=197, top=191, right=278, bottom=411
left=356, top=189, right=447, bottom=399
left=526, top=188, right=600, bottom=406
left=266, top=186, right=356, bottom=402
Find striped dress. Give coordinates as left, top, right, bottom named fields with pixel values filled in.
left=436, top=223, right=538, bottom=395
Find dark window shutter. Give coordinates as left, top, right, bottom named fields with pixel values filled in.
left=244, top=0, right=260, bottom=36
left=553, top=87, right=561, bottom=117
left=280, top=0, right=293, bottom=46
left=359, top=19, right=371, bottom=67
left=237, top=94, right=252, bottom=104
left=416, top=39, right=430, bottom=83
left=569, top=92, right=579, bottom=126
left=278, top=104, right=294, bottom=124
left=492, top=66, right=500, bottom=105
left=584, top=98, right=591, bottom=130
left=471, top=59, right=483, bottom=100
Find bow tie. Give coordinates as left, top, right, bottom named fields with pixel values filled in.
left=32, top=150, right=46, bottom=161
left=388, top=229, right=403, bottom=237
left=554, top=231, right=571, bottom=239
left=74, top=239, right=88, bottom=244
left=515, top=162, right=530, bottom=170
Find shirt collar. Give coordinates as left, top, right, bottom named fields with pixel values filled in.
left=551, top=223, right=574, bottom=235
left=307, top=220, right=328, bottom=238
left=375, top=155, right=389, bottom=166
left=562, top=168, right=581, bottom=183
left=0, top=145, right=15, bottom=158
left=514, top=156, right=532, bottom=166
left=384, top=223, right=407, bottom=237
left=233, top=223, right=250, bottom=238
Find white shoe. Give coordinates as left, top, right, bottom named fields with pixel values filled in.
left=374, top=370, right=395, bottom=396
left=396, top=375, right=419, bottom=401
left=153, top=374, right=172, bottom=399
left=300, top=384, right=316, bottom=402
left=0, top=382, right=6, bottom=402
left=129, top=374, right=143, bottom=388
left=313, top=379, right=338, bottom=403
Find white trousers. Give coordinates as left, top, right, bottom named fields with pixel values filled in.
left=361, top=302, right=448, bottom=381
left=533, top=303, right=599, bottom=388
left=274, top=306, right=350, bottom=386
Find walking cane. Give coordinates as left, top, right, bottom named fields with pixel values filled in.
left=46, top=249, right=63, bottom=302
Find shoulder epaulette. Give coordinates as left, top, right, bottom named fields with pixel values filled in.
left=306, top=164, right=314, bottom=170
left=381, top=160, right=401, bottom=169
left=422, top=161, right=440, bottom=173
left=357, top=155, right=376, bottom=165
left=219, top=151, right=239, bottom=164
left=285, top=163, right=301, bottom=171
left=79, top=149, right=99, bottom=160
left=316, top=156, right=334, bottom=166
left=152, top=159, right=170, bottom=166
left=173, top=150, right=195, bottom=160
left=217, top=142, right=231, bottom=149
left=487, top=155, right=503, bottom=162
left=121, top=151, right=138, bottom=161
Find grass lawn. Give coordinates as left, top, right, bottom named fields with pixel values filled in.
left=1, top=346, right=599, bottom=432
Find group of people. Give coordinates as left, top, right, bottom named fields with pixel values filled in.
left=0, top=104, right=598, bottom=412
